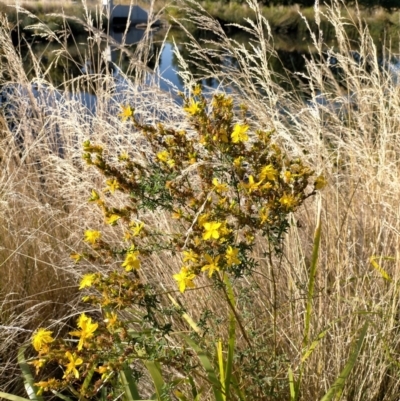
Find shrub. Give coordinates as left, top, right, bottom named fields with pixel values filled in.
left=27, top=87, right=324, bottom=400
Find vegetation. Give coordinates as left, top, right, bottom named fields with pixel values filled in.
left=2, top=0, right=400, bottom=43
left=1, top=0, right=400, bottom=400
left=163, top=0, right=400, bottom=47
left=224, top=0, right=399, bottom=10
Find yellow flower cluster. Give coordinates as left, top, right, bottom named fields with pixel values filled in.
left=80, top=87, right=319, bottom=294
left=31, top=84, right=324, bottom=398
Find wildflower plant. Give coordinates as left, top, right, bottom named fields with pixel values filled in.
left=29, top=86, right=324, bottom=400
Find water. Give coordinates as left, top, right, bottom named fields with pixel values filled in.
left=8, top=16, right=400, bottom=116
left=15, top=24, right=306, bottom=93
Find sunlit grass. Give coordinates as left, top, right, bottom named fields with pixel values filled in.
left=1, top=0, right=400, bottom=399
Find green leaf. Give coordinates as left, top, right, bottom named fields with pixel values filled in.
left=168, top=294, right=202, bottom=334
left=288, top=367, right=296, bottom=401
left=369, top=256, right=393, bottom=282
left=0, top=392, right=31, bottom=401
left=301, top=326, right=331, bottom=363
left=223, top=275, right=236, bottom=400
left=17, top=346, right=44, bottom=401
left=303, top=199, right=322, bottom=348
left=228, top=373, right=246, bottom=401
left=319, top=322, right=369, bottom=401
left=143, top=361, right=165, bottom=401
left=120, top=363, right=142, bottom=401
left=180, top=335, right=224, bottom=401
left=216, top=340, right=226, bottom=401
left=80, top=366, right=95, bottom=399
left=187, top=375, right=199, bottom=400
left=50, top=391, right=74, bottom=401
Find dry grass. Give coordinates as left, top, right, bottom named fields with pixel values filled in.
left=2, top=0, right=400, bottom=399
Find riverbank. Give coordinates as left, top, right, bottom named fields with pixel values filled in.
left=2, top=0, right=400, bottom=47
left=163, top=0, right=400, bottom=47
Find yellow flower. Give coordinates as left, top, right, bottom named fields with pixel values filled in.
left=198, top=213, right=210, bottom=227
left=280, top=193, right=296, bottom=210
left=105, top=178, right=119, bottom=194
left=63, top=351, right=83, bottom=379
left=192, top=84, right=202, bottom=96
left=260, top=182, right=273, bottom=191
left=32, top=328, right=54, bottom=352
left=84, top=230, right=101, bottom=245
left=104, top=312, right=118, bottom=330
left=119, top=151, right=129, bottom=161
left=79, top=273, right=97, bottom=290
left=218, top=197, right=227, bottom=207
left=243, top=175, right=261, bottom=193
left=219, top=222, right=231, bottom=238
left=184, top=99, right=201, bottom=115
left=167, top=159, right=176, bottom=168
left=70, top=253, right=82, bottom=263
left=130, top=221, right=144, bottom=236
left=96, top=365, right=109, bottom=375
left=283, top=171, right=292, bottom=183
left=157, top=150, right=169, bottom=162
left=173, top=266, right=196, bottom=293
left=96, top=364, right=111, bottom=380
left=212, top=178, right=228, bottom=193
left=106, top=214, right=121, bottom=225
left=29, top=358, right=46, bottom=374
left=172, top=209, right=183, bottom=219
left=259, top=206, right=270, bottom=224
left=188, top=152, right=197, bottom=164
left=201, top=254, right=220, bottom=277
left=88, top=189, right=100, bottom=202
left=69, top=313, right=98, bottom=351
left=233, top=156, right=245, bottom=168
left=119, top=105, right=133, bottom=122
left=231, top=124, right=249, bottom=143
left=259, top=165, right=278, bottom=181
left=183, top=249, right=199, bottom=263
left=213, top=131, right=229, bottom=143
left=203, top=221, right=222, bottom=240
left=226, top=246, right=240, bottom=266
left=245, top=231, right=255, bottom=244
left=34, top=378, right=60, bottom=395
left=315, top=175, right=327, bottom=190
left=77, top=313, right=89, bottom=329
left=122, top=247, right=140, bottom=271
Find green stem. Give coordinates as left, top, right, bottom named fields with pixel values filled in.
left=220, top=275, right=252, bottom=350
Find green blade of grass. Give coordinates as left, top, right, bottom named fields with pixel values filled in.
left=229, top=373, right=246, bottom=401
left=288, top=366, right=296, bottom=401
left=80, top=366, right=95, bottom=399
left=301, top=326, right=331, bottom=363
left=223, top=274, right=236, bottom=400
left=168, top=294, right=202, bottom=335
left=180, top=334, right=224, bottom=401
left=187, top=375, right=198, bottom=399
left=143, top=361, right=165, bottom=401
left=369, top=256, right=393, bottom=282
left=319, top=322, right=369, bottom=401
left=120, top=363, right=142, bottom=401
left=303, top=198, right=322, bottom=348
left=216, top=340, right=226, bottom=401
left=50, top=391, right=74, bottom=401
left=18, top=346, right=44, bottom=401
left=0, top=392, right=31, bottom=401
